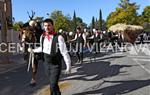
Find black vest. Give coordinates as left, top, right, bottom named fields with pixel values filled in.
left=76, top=33, right=84, bottom=43
left=41, top=34, right=62, bottom=57
left=93, top=34, right=100, bottom=42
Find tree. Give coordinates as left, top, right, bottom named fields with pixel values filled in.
left=99, top=9, right=103, bottom=30
left=140, top=6, right=150, bottom=31
left=119, top=0, right=129, bottom=10
left=141, top=6, right=150, bottom=23
left=72, top=10, right=77, bottom=31
left=95, top=18, right=98, bottom=29
left=76, top=17, right=87, bottom=29
left=13, top=21, right=23, bottom=31
left=106, top=0, right=139, bottom=28
left=50, top=10, right=71, bottom=32
left=91, top=16, right=95, bottom=29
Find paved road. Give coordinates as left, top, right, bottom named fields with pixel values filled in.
left=0, top=60, right=49, bottom=95
left=61, top=43, right=150, bottom=95
left=0, top=43, right=150, bottom=95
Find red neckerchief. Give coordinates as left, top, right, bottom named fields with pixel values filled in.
left=43, top=31, right=56, bottom=41
left=97, top=32, right=99, bottom=35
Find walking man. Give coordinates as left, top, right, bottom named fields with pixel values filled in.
left=28, top=18, right=71, bottom=95
left=70, top=26, right=86, bottom=64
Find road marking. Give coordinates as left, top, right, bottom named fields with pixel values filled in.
left=128, top=55, right=150, bottom=59
left=0, top=63, right=26, bottom=75
left=133, top=58, right=150, bottom=74
left=128, top=55, right=150, bottom=74
left=132, top=58, right=150, bottom=62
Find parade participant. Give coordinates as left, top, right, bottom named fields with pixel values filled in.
left=88, top=29, right=101, bottom=53
left=58, top=29, right=68, bottom=43
left=28, top=18, right=71, bottom=95
left=70, top=26, right=86, bottom=64
left=28, top=20, right=43, bottom=86
left=19, top=21, right=43, bottom=86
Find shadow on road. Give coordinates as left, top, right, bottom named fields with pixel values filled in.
left=0, top=63, right=49, bottom=95
left=61, top=58, right=133, bottom=81
left=73, top=79, right=150, bottom=95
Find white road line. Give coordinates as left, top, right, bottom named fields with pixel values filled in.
left=133, top=58, right=150, bottom=74
left=0, top=63, right=26, bottom=75
left=128, top=55, right=150, bottom=59
left=132, top=58, right=150, bottom=62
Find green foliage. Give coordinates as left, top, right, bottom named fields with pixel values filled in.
left=72, top=10, right=77, bottom=31
left=13, top=21, right=24, bottom=31
left=76, top=17, right=87, bottom=28
left=71, top=11, right=87, bottom=31
left=48, top=10, right=87, bottom=32
left=134, top=6, right=150, bottom=31
left=119, top=0, right=129, bottom=9
left=99, top=9, right=103, bottom=30
left=88, top=9, right=106, bottom=30
left=50, top=10, right=71, bottom=32
left=141, top=6, right=150, bottom=23
left=139, top=6, right=150, bottom=31
left=106, top=0, right=139, bottom=28
left=91, top=16, right=95, bottom=29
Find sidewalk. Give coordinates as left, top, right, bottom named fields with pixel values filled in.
left=0, top=53, right=26, bottom=74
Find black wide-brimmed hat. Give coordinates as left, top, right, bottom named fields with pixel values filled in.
left=76, top=26, right=81, bottom=30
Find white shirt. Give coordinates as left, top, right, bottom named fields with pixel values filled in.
left=33, top=35, right=71, bottom=70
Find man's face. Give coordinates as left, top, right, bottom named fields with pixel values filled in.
left=77, top=29, right=80, bottom=33
left=43, top=22, right=54, bottom=33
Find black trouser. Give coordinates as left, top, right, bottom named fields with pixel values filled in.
left=93, top=42, right=100, bottom=53
left=76, top=43, right=83, bottom=62
left=76, top=52, right=83, bottom=62
left=44, top=53, right=62, bottom=95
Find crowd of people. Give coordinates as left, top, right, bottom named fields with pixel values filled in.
left=18, top=18, right=149, bottom=95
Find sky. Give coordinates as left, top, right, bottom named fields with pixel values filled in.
left=12, top=0, right=150, bottom=25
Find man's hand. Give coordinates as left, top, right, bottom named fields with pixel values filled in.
left=65, top=67, right=71, bottom=74
left=20, top=46, right=24, bottom=52
left=83, top=44, right=87, bottom=48
left=28, top=48, right=33, bottom=52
